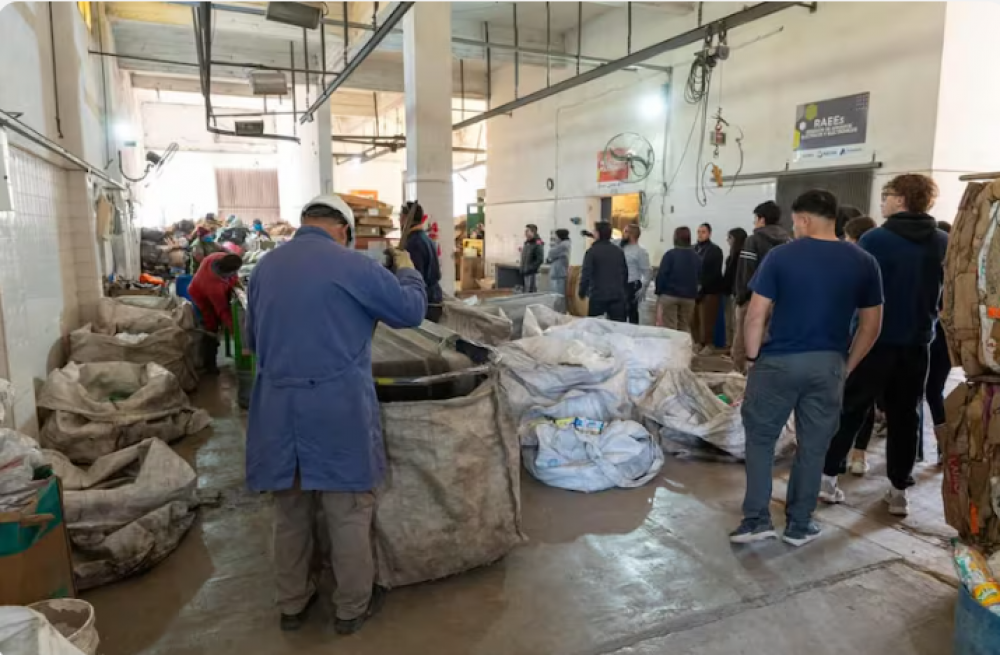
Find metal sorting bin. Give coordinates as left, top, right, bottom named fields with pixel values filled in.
left=228, top=293, right=492, bottom=408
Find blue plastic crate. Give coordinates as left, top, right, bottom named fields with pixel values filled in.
left=955, top=585, right=1000, bottom=655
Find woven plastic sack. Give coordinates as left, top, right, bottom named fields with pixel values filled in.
left=37, top=362, right=210, bottom=463
left=440, top=300, right=513, bottom=345
left=45, top=438, right=198, bottom=590
left=523, top=419, right=663, bottom=493
left=639, top=369, right=795, bottom=461
left=94, top=296, right=195, bottom=335
left=498, top=335, right=631, bottom=431
left=482, top=293, right=565, bottom=338
left=69, top=325, right=197, bottom=392
left=522, top=307, right=694, bottom=399
left=942, top=180, right=1000, bottom=377
left=0, top=607, right=87, bottom=655
left=369, top=377, right=524, bottom=588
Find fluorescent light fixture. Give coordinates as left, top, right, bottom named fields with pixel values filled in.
left=265, top=2, right=323, bottom=29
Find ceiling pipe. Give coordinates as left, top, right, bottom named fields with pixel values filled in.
left=192, top=3, right=299, bottom=143
left=88, top=49, right=324, bottom=76
left=299, top=2, right=414, bottom=124
left=453, top=2, right=803, bottom=131
left=161, top=1, right=673, bottom=74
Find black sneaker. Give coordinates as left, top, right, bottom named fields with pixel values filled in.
left=783, top=521, right=822, bottom=547
left=279, top=593, right=317, bottom=632
left=334, top=585, right=387, bottom=636
left=728, top=519, right=778, bottom=544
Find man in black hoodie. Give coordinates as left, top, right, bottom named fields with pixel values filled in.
left=732, top=201, right=791, bottom=372
left=821, top=174, right=948, bottom=518
left=693, top=223, right=725, bottom=353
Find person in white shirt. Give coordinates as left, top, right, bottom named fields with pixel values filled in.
left=620, top=223, right=651, bottom=324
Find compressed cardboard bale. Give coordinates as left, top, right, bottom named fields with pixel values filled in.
left=941, top=381, right=1000, bottom=547
left=941, top=179, right=1000, bottom=377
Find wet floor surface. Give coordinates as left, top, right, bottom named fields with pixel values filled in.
left=83, top=370, right=960, bottom=655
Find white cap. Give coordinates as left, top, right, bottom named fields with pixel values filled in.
left=302, top=195, right=355, bottom=247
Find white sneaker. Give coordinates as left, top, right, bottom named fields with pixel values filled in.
left=818, top=475, right=845, bottom=504
left=848, top=450, right=869, bottom=477
left=885, top=488, right=909, bottom=516
left=698, top=345, right=714, bottom=356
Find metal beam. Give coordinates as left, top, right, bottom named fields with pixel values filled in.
left=0, top=109, right=126, bottom=190
left=453, top=2, right=800, bottom=131
left=162, top=1, right=673, bottom=74
left=299, top=2, right=414, bottom=123
left=720, top=161, right=883, bottom=183
left=89, top=49, right=320, bottom=76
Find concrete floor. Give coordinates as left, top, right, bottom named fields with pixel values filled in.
left=83, top=370, right=961, bottom=655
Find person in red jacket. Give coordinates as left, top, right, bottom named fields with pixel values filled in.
left=188, top=252, right=243, bottom=373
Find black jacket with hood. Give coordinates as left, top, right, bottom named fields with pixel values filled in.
left=858, top=211, right=948, bottom=346
left=520, top=237, right=545, bottom=276
left=734, top=224, right=792, bottom=305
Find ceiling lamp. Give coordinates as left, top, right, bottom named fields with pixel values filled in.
left=248, top=70, right=288, bottom=96
left=265, top=2, right=323, bottom=29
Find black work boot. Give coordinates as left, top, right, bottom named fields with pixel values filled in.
left=201, top=333, right=220, bottom=374
left=279, top=593, right=317, bottom=632
left=334, top=586, right=386, bottom=636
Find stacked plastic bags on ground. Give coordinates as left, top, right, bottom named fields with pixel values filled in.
left=499, top=306, right=693, bottom=492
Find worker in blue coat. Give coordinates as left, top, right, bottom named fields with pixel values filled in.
left=245, top=194, right=427, bottom=635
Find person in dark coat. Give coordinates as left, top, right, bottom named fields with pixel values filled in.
left=723, top=228, right=748, bottom=348
left=655, top=226, right=702, bottom=333
left=822, top=174, right=949, bottom=517
left=693, top=223, right=726, bottom=353
left=732, top=201, right=791, bottom=372
left=403, top=201, right=443, bottom=322
left=923, top=220, right=953, bottom=464
left=579, top=221, right=628, bottom=322
left=519, top=224, right=545, bottom=293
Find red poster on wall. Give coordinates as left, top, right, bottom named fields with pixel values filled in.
left=597, top=149, right=629, bottom=186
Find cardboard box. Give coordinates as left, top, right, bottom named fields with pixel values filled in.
left=460, top=257, right=485, bottom=291
left=0, top=477, right=76, bottom=605
left=357, top=216, right=394, bottom=229
left=356, top=225, right=383, bottom=238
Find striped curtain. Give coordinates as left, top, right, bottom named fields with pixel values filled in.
left=215, top=168, right=280, bottom=222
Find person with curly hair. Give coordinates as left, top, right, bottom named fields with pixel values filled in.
left=822, top=174, right=948, bottom=517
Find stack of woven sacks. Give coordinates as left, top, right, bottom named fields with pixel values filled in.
left=940, top=178, right=1000, bottom=548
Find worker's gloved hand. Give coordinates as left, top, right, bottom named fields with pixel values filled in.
left=391, top=249, right=415, bottom=272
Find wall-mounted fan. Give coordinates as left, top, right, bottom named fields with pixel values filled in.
left=119, top=142, right=178, bottom=185
left=602, top=132, right=655, bottom=183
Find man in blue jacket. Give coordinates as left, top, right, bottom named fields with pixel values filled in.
left=821, top=174, right=948, bottom=517
left=245, top=195, right=426, bottom=635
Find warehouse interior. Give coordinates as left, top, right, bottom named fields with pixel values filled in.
left=1, top=1, right=999, bottom=654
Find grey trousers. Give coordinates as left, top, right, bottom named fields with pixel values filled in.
left=740, top=351, right=846, bottom=528
left=273, top=484, right=376, bottom=620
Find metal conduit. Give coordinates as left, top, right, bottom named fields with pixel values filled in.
left=0, top=109, right=126, bottom=190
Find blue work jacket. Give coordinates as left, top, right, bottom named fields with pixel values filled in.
left=245, top=226, right=427, bottom=492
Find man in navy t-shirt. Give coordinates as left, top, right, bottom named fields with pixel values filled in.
left=730, top=189, right=884, bottom=548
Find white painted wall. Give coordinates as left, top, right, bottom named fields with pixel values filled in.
left=485, top=2, right=949, bottom=266
left=0, top=2, right=136, bottom=431
left=930, top=0, right=1000, bottom=223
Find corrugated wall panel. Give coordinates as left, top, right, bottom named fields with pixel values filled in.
left=215, top=168, right=280, bottom=222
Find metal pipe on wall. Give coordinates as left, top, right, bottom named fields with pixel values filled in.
left=0, top=110, right=126, bottom=190
left=513, top=3, right=519, bottom=100
left=484, top=23, right=492, bottom=111
left=303, top=27, right=311, bottom=105
left=47, top=3, right=64, bottom=139
left=453, top=2, right=801, bottom=131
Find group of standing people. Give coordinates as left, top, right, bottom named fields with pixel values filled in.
left=728, top=174, right=951, bottom=547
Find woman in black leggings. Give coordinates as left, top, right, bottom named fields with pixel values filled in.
left=923, top=220, right=953, bottom=464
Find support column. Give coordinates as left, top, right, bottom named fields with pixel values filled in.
left=403, top=3, right=455, bottom=294
left=277, top=86, right=329, bottom=223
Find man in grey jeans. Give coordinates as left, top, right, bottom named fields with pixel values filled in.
left=730, top=190, right=883, bottom=547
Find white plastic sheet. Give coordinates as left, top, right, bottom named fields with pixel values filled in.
left=523, top=419, right=663, bottom=493
left=0, top=607, right=86, bottom=655
left=521, top=306, right=694, bottom=399
left=638, top=369, right=796, bottom=460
